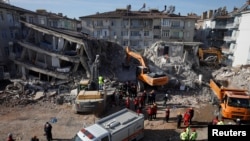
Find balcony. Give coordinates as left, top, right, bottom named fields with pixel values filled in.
left=225, top=23, right=239, bottom=29
left=171, top=25, right=184, bottom=29
left=153, top=25, right=161, bottom=29
left=224, top=36, right=237, bottom=42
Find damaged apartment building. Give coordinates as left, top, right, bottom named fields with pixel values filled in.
left=0, top=1, right=81, bottom=80
left=9, top=21, right=98, bottom=83
left=9, top=20, right=125, bottom=83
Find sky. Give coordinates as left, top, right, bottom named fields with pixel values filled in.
left=7, top=0, right=248, bottom=19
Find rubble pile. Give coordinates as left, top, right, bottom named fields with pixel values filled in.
left=143, top=41, right=200, bottom=89
left=211, top=66, right=250, bottom=91
left=166, top=86, right=212, bottom=108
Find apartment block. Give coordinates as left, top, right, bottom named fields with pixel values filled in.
left=195, top=0, right=250, bottom=66
left=79, top=5, right=198, bottom=50
left=0, top=1, right=81, bottom=79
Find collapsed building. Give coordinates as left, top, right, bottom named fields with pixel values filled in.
left=8, top=21, right=126, bottom=84
left=143, top=41, right=203, bottom=88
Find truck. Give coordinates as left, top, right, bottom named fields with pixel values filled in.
left=125, top=46, right=169, bottom=92
left=72, top=108, right=144, bottom=141
left=210, top=79, right=250, bottom=121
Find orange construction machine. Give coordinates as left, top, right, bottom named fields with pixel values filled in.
left=198, top=47, right=223, bottom=66
left=210, top=79, right=250, bottom=121
left=125, top=47, right=169, bottom=92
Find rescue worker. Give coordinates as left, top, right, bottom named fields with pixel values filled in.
left=98, top=76, right=104, bottom=90
left=125, top=97, right=131, bottom=109
left=236, top=118, right=241, bottom=125
left=133, top=97, right=139, bottom=110
left=217, top=118, right=225, bottom=125
left=183, top=110, right=190, bottom=126
left=180, top=129, right=189, bottom=141
left=189, top=128, right=198, bottom=141
left=177, top=112, right=183, bottom=128
left=211, top=116, right=219, bottom=125
left=147, top=105, right=153, bottom=121
left=186, top=126, right=191, bottom=136
left=165, top=108, right=170, bottom=122
left=163, top=93, right=169, bottom=106
left=152, top=103, right=158, bottom=119
left=44, top=122, right=53, bottom=141
left=189, top=107, right=194, bottom=124
left=7, top=133, right=14, bottom=141
left=151, top=90, right=156, bottom=103
left=137, top=104, right=143, bottom=115
left=142, top=90, right=147, bottom=105
left=138, top=94, right=144, bottom=107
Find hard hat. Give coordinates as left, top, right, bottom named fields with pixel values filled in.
left=165, top=94, right=168, bottom=97
left=8, top=133, right=12, bottom=137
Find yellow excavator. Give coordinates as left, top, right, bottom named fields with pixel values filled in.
left=198, top=47, right=223, bottom=66
left=125, top=47, right=169, bottom=91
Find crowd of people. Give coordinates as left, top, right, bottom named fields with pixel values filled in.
left=6, top=79, right=244, bottom=141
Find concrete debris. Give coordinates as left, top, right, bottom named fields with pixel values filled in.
left=143, top=41, right=201, bottom=88
left=212, top=66, right=250, bottom=91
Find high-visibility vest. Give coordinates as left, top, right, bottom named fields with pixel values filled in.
left=180, top=132, right=188, bottom=140
left=189, top=132, right=198, bottom=140
left=217, top=121, right=224, bottom=125
left=186, top=126, right=191, bottom=135
left=98, top=76, right=104, bottom=84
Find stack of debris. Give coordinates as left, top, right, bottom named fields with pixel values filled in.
left=143, top=41, right=201, bottom=89
left=211, top=65, right=250, bottom=91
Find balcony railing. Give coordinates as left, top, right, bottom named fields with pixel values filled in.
left=225, top=23, right=239, bottom=29
left=224, top=36, right=237, bottom=42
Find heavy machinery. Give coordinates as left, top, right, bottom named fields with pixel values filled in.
left=198, top=47, right=223, bottom=66
left=72, top=55, right=108, bottom=116
left=72, top=108, right=144, bottom=141
left=125, top=47, right=169, bottom=91
left=210, top=79, right=250, bottom=121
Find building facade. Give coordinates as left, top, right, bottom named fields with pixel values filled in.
left=0, top=1, right=81, bottom=79
left=194, top=0, right=250, bottom=66
left=80, top=5, right=197, bottom=50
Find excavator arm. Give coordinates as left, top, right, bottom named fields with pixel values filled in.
left=125, top=47, right=147, bottom=67
left=124, top=46, right=168, bottom=91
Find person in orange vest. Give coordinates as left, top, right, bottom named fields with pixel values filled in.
left=183, top=110, right=190, bottom=126
left=189, top=107, right=194, bottom=124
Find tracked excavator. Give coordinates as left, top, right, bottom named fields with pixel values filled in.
left=125, top=47, right=169, bottom=92
left=198, top=47, right=223, bottom=66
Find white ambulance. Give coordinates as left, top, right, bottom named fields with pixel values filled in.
left=73, top=108, right=144, bottom=141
